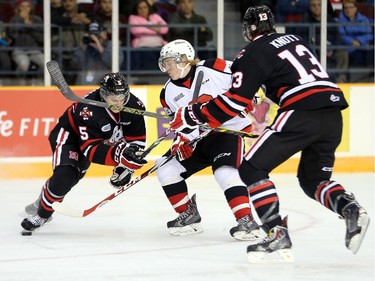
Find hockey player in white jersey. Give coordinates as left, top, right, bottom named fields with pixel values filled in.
left=156, top=39, right=261, bottom=240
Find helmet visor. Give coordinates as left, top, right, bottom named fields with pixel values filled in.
left=158, top=53, right=186, bottom=72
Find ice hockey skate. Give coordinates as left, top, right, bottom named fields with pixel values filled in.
left=341, top=192, right=370, bottom=254
left=167, top=194, right=203, bottom=236
left=24, top=198, right=53, bottom=222
left=21, top=213, right=48, bottom=234
left=229, top=214, right=262, bottom=241
left=247, top=217, right=294, bottom=263
left=24, top=199, right=39, bottom=215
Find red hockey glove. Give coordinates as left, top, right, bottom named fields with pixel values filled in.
left=113, top=142, right=147, bottom=171
left=171, top=133, right=195, bottom=161
left=110, top=164, right=132, bottom=188
left=170, top=104, right=205, bottom=134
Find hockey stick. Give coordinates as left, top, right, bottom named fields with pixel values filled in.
left=46, top=60, right=257, bottom=139
left=140, top=128, right=171, bottom=157
left=46, top=60, right=170, bottom=120
left=193, top=70, right=204, bottom=101
left=51, top=129, right=211, bottom=218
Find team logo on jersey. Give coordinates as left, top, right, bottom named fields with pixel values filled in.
left=109, top=126, right=124, bottom=143
left=330, top=94, right=340, bottom=102
left=101, top=124, right=111, bottom=132
left=69, top=151, right=79, bottom=161
left=79, top=107, right=93, bottom=120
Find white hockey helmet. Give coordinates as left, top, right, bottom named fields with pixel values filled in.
left=158, top=39, right=195, bottom=72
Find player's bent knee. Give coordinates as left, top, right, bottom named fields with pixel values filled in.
left=239, top=160, right=269, bottom=186
left=214, top=166, right=244, bottom=191
left=298, top=176, right=323, bottom=199
left=48, top=165, right=81, bottom=196
left=156, top=157, right=186, bottom=186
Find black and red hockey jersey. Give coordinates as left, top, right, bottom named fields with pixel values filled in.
left=57, top=89, right=146, bottom=166
left=199, top=33, right=349, bottom=128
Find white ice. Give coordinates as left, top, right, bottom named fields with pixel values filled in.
left=0, top=173, right=374, bottom=281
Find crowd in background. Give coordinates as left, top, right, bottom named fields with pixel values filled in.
left=0, top=0, right=373, bottom=85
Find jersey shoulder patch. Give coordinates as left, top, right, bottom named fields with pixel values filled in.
left=199, top=58, right=232, bottom=73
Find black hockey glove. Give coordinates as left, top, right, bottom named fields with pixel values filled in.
left=110, top=164, right=132, bottom=188
left=113, top=142, right=147, bottom=171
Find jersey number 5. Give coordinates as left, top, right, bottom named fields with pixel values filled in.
left=278, top=44, right=329, bottom=84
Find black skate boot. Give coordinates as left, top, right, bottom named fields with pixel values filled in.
left=230, top=214, right=262, bottom=241
left=21, top=213, right=48, bottom=234
left=167, top=194, right=203, bottom=236
left=341, top=192, right=370, bottom=254
left=247, top=216, right=294, bottom=263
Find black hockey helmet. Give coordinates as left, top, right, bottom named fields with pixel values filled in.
left=100, top=73, right=130, bottom=104
left=242, top=5, right=276, bottom=42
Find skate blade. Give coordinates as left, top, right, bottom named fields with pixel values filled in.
left=247, top=249, right=295, bottom=263
left=232, top=229, right=263, bottom=241
left=349, top=212, right=370, bottom=254
left=169, top=223, right=203, bottom=236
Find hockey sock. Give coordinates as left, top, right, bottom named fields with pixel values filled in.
left=224, top=186, right=252, bottom=220
left=248, top=179, right=282, bottom=230
left=162, top=181, right=190, bottom=213
left=315, top=180, right=346, bottom=214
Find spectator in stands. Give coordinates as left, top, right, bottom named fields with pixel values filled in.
left=54, top=0, right=96, bottom=84
left=82, top=21, right=124, bottom=84
left=167, top=0, right=214, bottom=59
left=300, top=0, right=349, bottom=82
left=8, top=0, right=44, bottom=84
left=148, top=0, right=177, bottom=22
left=275, top=0, right=310, bottom=23
left=95, top=0, right=128, bottom=46
left=51, top=0, right=68, bottom=25
left=0, top=21, right=12, bottom=82
left=338, top=0, right=374, bottom=81
left=129, top=0, right=168, bottom=70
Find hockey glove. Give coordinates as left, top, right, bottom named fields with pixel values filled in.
left=170, top=104, right=205, bottom=134
left=113, top=142, right=147, bottom=171
left=110, top=164, right=132, bottom=188
left=171, top=133, right=195, bottom=161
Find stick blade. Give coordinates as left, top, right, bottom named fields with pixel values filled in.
left=52, top=202, right=85, bottom=218
left=46, top=60, right=80, bottom=101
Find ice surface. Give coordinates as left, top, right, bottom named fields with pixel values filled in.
left=0, top=173, right=373, bottom=281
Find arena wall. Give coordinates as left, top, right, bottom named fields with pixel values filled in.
left=0, top=84, right=373, bottom=179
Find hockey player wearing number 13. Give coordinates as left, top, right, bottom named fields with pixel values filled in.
left=169, top=6, right=370, bottom=262
left=156, top=39, right=261, bottom=240
left=21, top=73, right=147, bottom=233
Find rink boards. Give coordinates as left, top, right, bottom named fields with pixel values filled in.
left=0, top=84, right=373, bottom=178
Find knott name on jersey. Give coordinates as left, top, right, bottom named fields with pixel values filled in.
left=269, top=35, right=300, bottom=49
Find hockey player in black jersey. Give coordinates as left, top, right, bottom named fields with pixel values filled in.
left=169, top=6, right=369, bottom=262
left=22, top=73, right=147, bottom=233
left=156, top=39, right=261, bottom=240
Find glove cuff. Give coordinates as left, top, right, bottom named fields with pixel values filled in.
left=189, top=103, right=206, bottom=124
